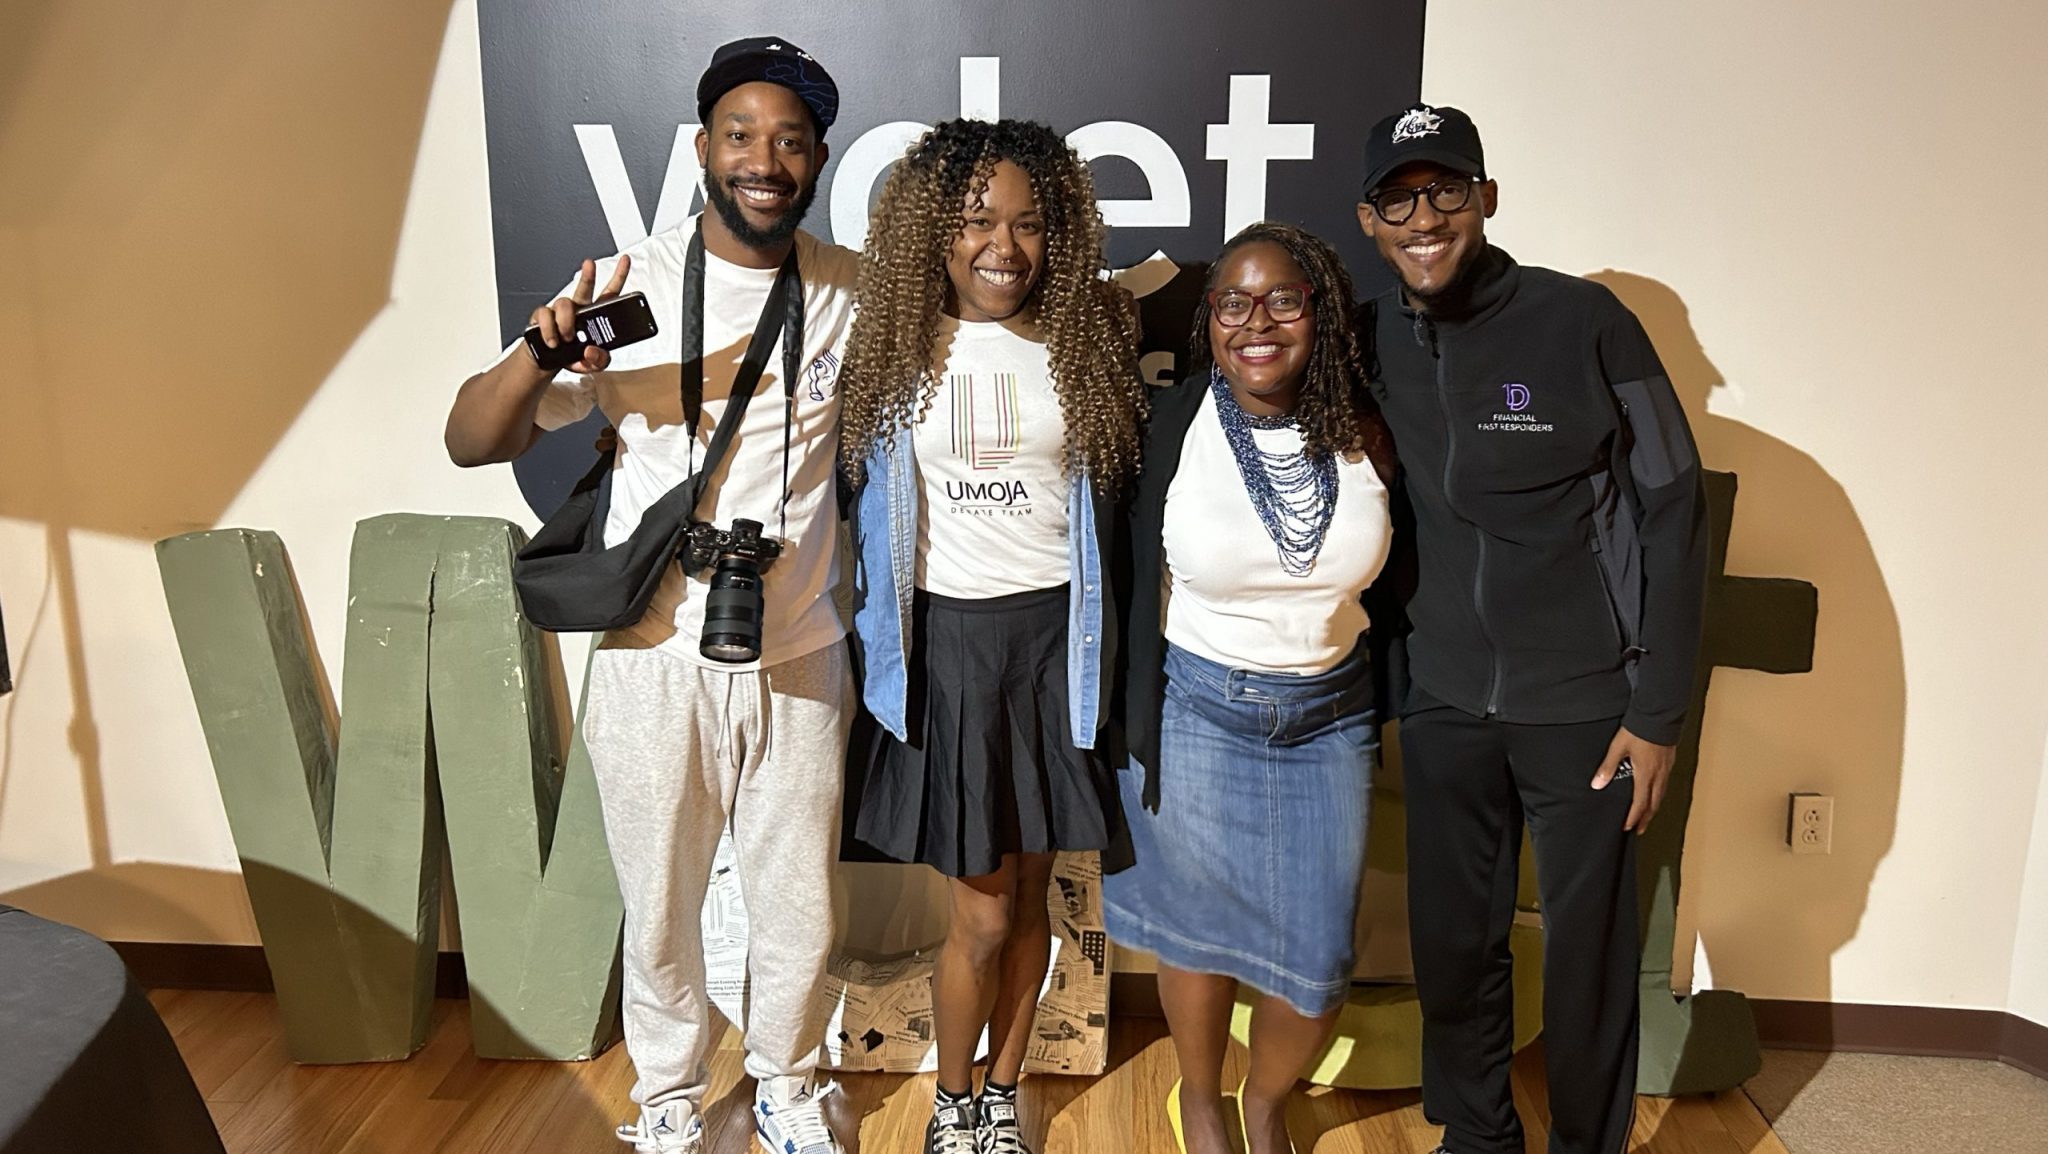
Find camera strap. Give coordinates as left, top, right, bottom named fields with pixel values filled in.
left=511, top=222, right=802, bottom=635
left=679, top=221, right=806, bottom=540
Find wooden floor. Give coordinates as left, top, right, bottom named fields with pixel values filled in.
left=151, top=991, right=1790, bottom=1154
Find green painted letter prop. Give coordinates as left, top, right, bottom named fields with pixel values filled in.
left=159, top=516, right=621, bottom=1062
left=1634, top=471, right=1816, bottom=1094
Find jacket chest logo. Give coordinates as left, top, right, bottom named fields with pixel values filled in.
left=1476, top=382, right=1555, bottom=433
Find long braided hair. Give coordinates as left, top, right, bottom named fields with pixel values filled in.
left=1186, top=220, right=1394, bottom=481
left=838, top=118, right=1146, bottom=491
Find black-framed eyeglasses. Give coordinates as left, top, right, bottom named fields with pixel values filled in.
left=1207, top=282, right=1313, bottom=328
left=1367, top=177, right=1478, bottom=225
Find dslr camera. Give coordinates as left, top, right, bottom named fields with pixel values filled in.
left=681, top=519, right=783, bottom=663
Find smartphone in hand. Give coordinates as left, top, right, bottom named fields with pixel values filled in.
left=524, top=291, right=658, bottom=372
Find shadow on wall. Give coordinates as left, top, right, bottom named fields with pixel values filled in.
left=0, top=0, right=452, bottom=908
left=0, top=0, right=454, bottom=539
left=1589, top=271, right=1905, bottom=1099
left=0, top=863, right=258, bottom=943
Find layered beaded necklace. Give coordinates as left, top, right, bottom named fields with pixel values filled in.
left=1209, top=366, right=1338, bottom=577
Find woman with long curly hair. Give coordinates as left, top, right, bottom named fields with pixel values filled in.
left=840, top=117, right=1145, bottom=1154
left=1103, top=221, right=1398, bottom=1154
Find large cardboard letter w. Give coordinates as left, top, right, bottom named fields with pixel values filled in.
left=157, top=516, right=622, bottom=1063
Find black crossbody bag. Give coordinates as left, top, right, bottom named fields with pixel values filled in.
left=512, top=228, right=804, bottom=632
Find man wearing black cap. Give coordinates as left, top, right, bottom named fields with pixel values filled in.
left=446, top=37, right=856, bottom=1154
left=1353, top=105, right=1708, bottom=1154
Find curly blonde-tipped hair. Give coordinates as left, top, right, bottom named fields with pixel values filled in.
left=838, top=118, right=1146, bottom=492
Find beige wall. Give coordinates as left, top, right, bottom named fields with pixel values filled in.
left=0, top=0, right=530, bottom=941
left=3, top=0, right=2045, bottom=1023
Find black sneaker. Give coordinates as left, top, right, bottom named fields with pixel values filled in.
left=976, top=1089, right=1031, bottom=1154
left=925, top=1097, right=979, bottom=1154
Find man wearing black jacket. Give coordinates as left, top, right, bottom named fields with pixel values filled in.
left=1353, top=105, right=1707, bottom=1154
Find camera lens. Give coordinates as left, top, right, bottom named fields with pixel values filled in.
left=700, top=556, right=766, bottom=663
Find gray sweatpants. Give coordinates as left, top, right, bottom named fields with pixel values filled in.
left=583, top=640, right=852, bottom=1110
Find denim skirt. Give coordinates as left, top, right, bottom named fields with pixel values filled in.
left=1103, top=639, right=1377, bottom=1017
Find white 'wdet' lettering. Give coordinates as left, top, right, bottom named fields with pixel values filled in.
left=959, top=55, right=1001, bottom=121
left=574, top=62, right=1318, bottom=273
left=574, top=124, right=704, bottom=249
left=1066, top=120, right=1192, bottom=230
left=1206, top=75, right=1315, bottom=241
left=829, top=120, right=930, bottom=252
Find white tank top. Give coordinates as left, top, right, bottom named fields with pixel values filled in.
left=1162, top=387, right=1392, bottom=673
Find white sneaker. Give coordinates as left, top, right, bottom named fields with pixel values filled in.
left=754, top=1075, right=844, bottom=1154
left=616, top=1100, right=703, bottom=1153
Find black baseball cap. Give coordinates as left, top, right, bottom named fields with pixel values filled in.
left=1361, top=104, right=1486, bottom=194
left=696, top=37, right=840, bottom=135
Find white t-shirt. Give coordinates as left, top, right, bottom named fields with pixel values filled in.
left=1161, top=388, right=1392, bottom=674
left=911, top=314, right=1072, bottom=598
left=522, top=218, right=859, bottom=669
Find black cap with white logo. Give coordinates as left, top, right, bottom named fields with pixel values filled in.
left=697, top=37, right=839, bottom=135
left=1361, top=104, right=1486, bottom=194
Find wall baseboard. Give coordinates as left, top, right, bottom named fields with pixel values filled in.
left=114, top=944, right=2045, bottom=1082
left=1750, top=997, right=2048, bottom=1081
left=113, top=941, right=471, bottom=999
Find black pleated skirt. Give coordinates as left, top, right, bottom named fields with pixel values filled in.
left=849, top=583, right=1123, bottom=879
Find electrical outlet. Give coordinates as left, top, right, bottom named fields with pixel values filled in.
left=1788, top=793, right=1833, bottom=855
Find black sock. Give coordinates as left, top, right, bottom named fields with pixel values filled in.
left=935, top=1082, right=973, bottom=1107
left=980, top=1078, right=1017, bottom=1101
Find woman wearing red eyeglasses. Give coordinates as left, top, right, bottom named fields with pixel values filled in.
left=1104, top=221, right=1401, bottom=1154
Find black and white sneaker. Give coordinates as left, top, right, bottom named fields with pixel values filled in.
left=925, top=1097, right=979, bottom=1154
left=975, top=1086, right=1030, bottom=1154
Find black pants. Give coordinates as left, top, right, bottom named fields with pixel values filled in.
left=1401, top=692, right=1639, bottom=1154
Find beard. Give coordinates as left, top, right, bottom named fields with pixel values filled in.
left=704, top=173, right=818, bottom=251
left=1401, top=252, right=1472, bottom=312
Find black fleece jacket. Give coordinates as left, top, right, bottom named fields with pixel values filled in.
left=1361, top=246, right=1706, bottom=744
